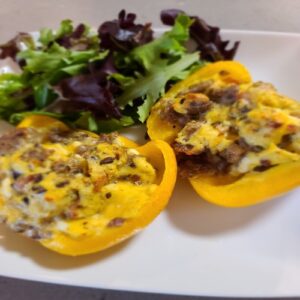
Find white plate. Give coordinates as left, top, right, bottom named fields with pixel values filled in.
left=1, top=29, right=300, bottom=298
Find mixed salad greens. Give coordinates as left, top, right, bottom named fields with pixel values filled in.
left=0, top=9, right=239, bottom=133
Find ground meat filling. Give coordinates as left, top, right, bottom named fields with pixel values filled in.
left=163, top=93, right=212, bottom=127
left=207, top=85, right=239, bottom=105
left=175, top=142, right=245, bottom=177
left=163, top=80, right=300, bottom=177
left=0, top=128, right=28, bottom=155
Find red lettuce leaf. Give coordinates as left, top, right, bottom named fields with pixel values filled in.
left=58, top=73, right=122, bottom=119
left=0, top=33, right=33, bottom=60
left=98, top=9, right=154, bottom=52
left=88, top=53, right=118, bottom=83
left=55, top=24, right=89, bottom=49
left=161, top=9, right=239, bottom=61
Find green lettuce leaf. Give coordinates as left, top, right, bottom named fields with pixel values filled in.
left=16, top=44, right=108, bottom=112
left=18, top=44, right=107, bottom=80
left=117, top=52, right=200, bottom=122
left=0, top=14, right=207, bottom=132
left=109, top=73, right=135, bottom=89
left=0, top=74, right=28, bottom=118
left=113, top=14, right=202, bottom=123
left=39, top=20, right=99, bottom=50
left=96, top=116, right=135, bottom=133
left=74, top=111, right=134, bottom=133
left=9, top=111, right=65, bottom=124
left=130, top=14, right=193, bottom=71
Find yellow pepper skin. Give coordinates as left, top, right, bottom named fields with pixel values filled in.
left=18, top=115, right=70, bottom=131
left=40, top=139, right=177, bottom=256
left=190, top=161, right=300, bottom=207
left=1, top=115, right=177, bottom=256
left=147, top=61, right=300, bottom=207
left=18, top=115, right=139, bottom=148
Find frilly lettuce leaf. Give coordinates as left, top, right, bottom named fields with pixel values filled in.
left=0, top=10, right=238, bottom=132
left=118, top=52, right=200, bottom=122
left=129, top=14, right=193, bottom=71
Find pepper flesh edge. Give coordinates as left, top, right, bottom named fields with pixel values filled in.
left=41, top=139, right=177, bottom=256
left=14, top=115, right=177, bottom=255
left=190, top=161, right=300, bottom=207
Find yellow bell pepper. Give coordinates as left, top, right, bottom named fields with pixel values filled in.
left=147, top=61, right=300, bottom=207
left=147, top=61, right=252, bottom=143
left=189, top=161, right=300, bottom=207
left=0, top=115, right=177, bottom=256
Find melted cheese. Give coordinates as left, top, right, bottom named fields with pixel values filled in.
left=176, top=121, right=232, bottom=155
left=0, top=127, right=158, bottom=240
left=171, top=79, right=300, bottom=176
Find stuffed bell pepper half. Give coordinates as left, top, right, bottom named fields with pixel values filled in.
left=147, top=61, right=300, bottom=207
left=0, top=115, right=177, bottom=255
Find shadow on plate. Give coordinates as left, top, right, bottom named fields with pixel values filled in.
left=0, top=225, right=134, bottom=269
left=166, top=179, right=286, bottom=236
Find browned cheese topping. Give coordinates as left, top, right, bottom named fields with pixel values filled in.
left=158, top=80, right=300, bottom=177
left=0, top=126, right=157, bottom=240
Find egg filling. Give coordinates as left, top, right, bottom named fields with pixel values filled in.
left=159, top=79, right=300, bottom=177
left=0, top=126, right=157, bottom=240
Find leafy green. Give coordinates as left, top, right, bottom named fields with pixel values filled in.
left=33, top=83, right=57, bottom=109
left=0, top=41, right=109, bottom=122
left=0, top=74, right=28, bottom=118
left=130, top=14, right=193, bottom=71
left=113, top=13, right=203, bottom=122
left=74, top=111, right=134, bottom=133
left=0, top=13, right=211, bottom=132
left=9, top=111, right=65, bottom=124
left=109, top=73, right=135, bottom=89
left=18, top=44, right=108, bottom=82
left=0, top=74, right=24, bottom=95
left=74, top=111, right=99, bottom=132
left=118, top=52, right=200, bottom=121
left=39, top=20, right=74, bottom=48
left=39, top=28, right=55, bottom=47
left=0, top=33, right=35, bottom=60
left=39, top=20, right=99, bottom=50
left=55, top=20, right=74, bottom=39
left=97, top=116, right=135, bottom=133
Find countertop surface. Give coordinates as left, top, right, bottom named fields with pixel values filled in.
left=0, top=0, right=300, bottom=299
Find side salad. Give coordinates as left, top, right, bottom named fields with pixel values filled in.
left=0, top=9, right=239, bottom=133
